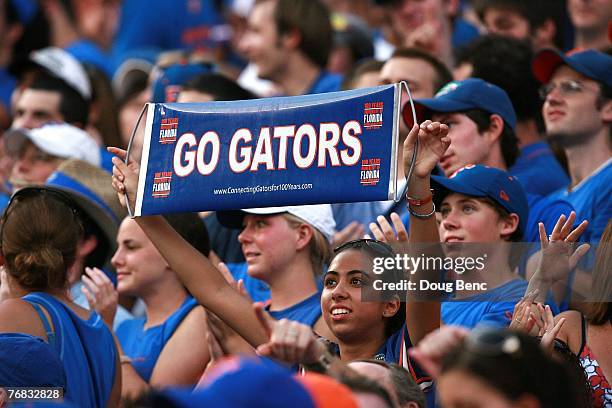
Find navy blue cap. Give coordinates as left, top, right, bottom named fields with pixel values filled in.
left=152, top=62, right=215, bottom=103
left=431, top=164, right=529, bottom=238
left=403, top=78, right=517, bottom=130
left=533, top=48, right=612, bottom=88
left=161, top=357, right=317, bottom=408
left=0, top=333, right=66, bottom=388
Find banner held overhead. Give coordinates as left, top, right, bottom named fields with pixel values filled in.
left=131, top=84, right=403, bottom=216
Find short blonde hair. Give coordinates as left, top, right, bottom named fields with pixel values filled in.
left=283, top=213, right=332, bottom=274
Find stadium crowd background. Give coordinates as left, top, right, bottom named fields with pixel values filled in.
left=0, top=0, right=610, bottom=407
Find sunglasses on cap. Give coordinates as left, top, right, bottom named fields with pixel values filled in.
left=464, top=327, right=523, bottom=358
left=1, top=187, right=80, bottom=230
left=334, top=238, right=396, bottom=256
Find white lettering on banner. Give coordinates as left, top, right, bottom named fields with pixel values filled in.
left=229, top=128, right=253, bottom=173
left=196, top=131, right=220, bottom=175
left=174, top=133, right=197, bottom=177
left=173, top=121, right=364, bottom=176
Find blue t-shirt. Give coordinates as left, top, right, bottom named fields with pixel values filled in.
left=442, top=279, right=527, bottom=328
left=70, top=281, right=133, bottom=331
left=451, top=18, right=480, bottom=49
left=22, top=292, right=117, bottom=408
left=525, top=193, right=575, bottom=244
left=306, top=71, right=343, bottom=95
left=548, top=159, right=612, bottom=246
left=267, top=291, right=322, bottom=328
left=0, top=68, right=16, bottom=109
left=111, top=0, right=229, bottom=71
left=227, top=262, right=271, bottom=303
left=510, top=141, right=570, bottom=196
left=116, top=297, right=197, bottom=382
left=332, top=201, right=384, bottom=231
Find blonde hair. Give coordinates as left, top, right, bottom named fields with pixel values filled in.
left=283, top=213, right=332, bottom=274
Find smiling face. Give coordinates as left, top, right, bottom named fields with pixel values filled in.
left=438, top=193, right=518, bottom=244
left=542, top=65, right=609, bottom=147
left=321, top=249, right=399, bottom=343
left=111, top=217, right=170, bottom=296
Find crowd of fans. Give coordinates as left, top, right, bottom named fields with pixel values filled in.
left=0, top=0, right=610, bottom=407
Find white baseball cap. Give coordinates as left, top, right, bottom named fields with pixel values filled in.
left=30, top=47, right=92, bottom=100
left=218, top=204, right=336, bottom=243
left=5, top=123, right=101, bottom=167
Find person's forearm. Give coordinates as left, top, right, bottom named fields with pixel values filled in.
left=135, top=215, right=268, bottom=346
left=405, top=175, right=441, bottom=344
left=526, top=268, right=565, bottom=304
left=407, top=175, right=438, bottom=244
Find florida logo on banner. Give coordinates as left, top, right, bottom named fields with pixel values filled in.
left=130, top=84, right=403, bottom=216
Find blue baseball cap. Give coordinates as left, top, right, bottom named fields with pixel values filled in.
left=402, top=78, right=517, bottom=130
left=532, top=48, right=612, bottom=88
left=431, top=164, right=529, bottom=238
left=161, top=357, right=317, bottom=408
left=0, top=333, right=66, bottom=388
left=152, top=62, right=215, bottom=103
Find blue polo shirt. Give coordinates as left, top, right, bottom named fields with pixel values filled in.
left=306, top=71, right=343, bottom=95
left=548, top=159, right=612, bottom=246
left=510, top=141, right=570, bottom=196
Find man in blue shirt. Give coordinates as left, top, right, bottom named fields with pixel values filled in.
left=533, top=48, right=612, bottom=247
left=238, top=0, right=342, bottom=97
left=532, top=49, right=612, bottom=307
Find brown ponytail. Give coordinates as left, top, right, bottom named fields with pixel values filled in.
left=1, top=188, right=83, bottom=291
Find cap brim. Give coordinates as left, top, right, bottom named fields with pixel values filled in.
left=402, top=100, right=428, bottom=129
left=216, top=207, right=290, bottom=229
left=533, top=49, right=567, bottom=84
left=430, top=175, right=488, bottom=208
left=402, top=97, right=474, bottom=128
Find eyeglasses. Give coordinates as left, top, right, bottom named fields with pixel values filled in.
left=464, top=327, right=522, bottom=357
left=539, top=80, right=598, bottom=100
left=334, top=238, right=395, bottom=256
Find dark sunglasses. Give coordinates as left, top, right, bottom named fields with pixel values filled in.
left=1, top=187, right=80, bottom=228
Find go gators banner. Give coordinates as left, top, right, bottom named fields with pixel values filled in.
left=131, top=84, right=404, bottom=216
